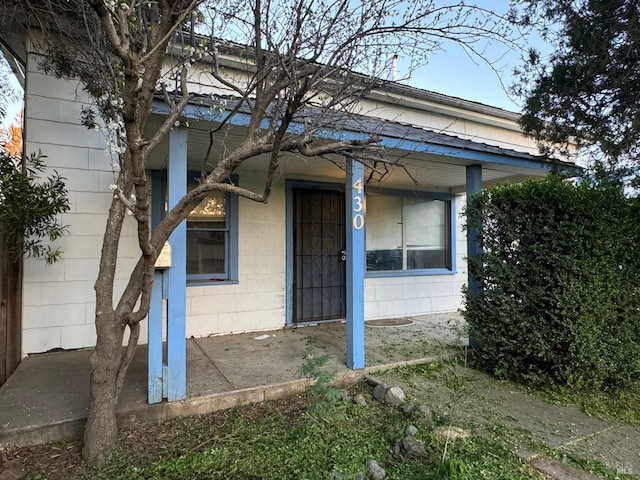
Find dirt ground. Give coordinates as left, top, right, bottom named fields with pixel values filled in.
left=0, top=393, right=314, bottom=480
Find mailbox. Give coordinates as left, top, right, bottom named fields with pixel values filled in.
left=154, top=242, right=172, bottom=269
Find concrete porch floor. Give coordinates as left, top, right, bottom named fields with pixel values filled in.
left=0, top=312, right=465, bottom=448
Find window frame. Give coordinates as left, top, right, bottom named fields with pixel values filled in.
left=150, top=170, right=239, bottom=285
left=364, top=187, right=456, bottom=278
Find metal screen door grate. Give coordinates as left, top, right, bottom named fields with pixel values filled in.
left=293, top=188, right=346, bottom=323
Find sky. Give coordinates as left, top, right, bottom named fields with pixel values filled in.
left=404, top=41, right=523, bottom=112
left=399, top=0, right=549, bottom=113
left=0, top=57, right=22, bottom=128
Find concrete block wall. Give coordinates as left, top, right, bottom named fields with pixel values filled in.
left=22, top=56, right=141, bottom=354
left=185, top=169, right=287, bottom=337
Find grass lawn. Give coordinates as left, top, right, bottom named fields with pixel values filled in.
left=9, top=379, right=543, bottom=480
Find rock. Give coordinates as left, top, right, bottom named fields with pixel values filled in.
left=419, top=404, right=432, bottom=418
left=0, top=459, right=24, bottom=480
left=383, top=386, right=406, bottom=406
left=419, top=404, right=433, bottom=429
left=401, top=402, right=432, bottom=427
left=353, top=393, right=367, bottom=406
left=372, top=382, right=387, bottom=401
left=394, top=436, right=426, bottom=459
left=433, top=426, right=471, bottom=440
left=366, top=458, right=386, bottom=480
left=401, top=402, right=417, bottom=415
left=405, top=424, right=418, bottom=437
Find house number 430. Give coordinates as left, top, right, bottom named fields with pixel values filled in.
left=352, top=178, right=365, bottom=230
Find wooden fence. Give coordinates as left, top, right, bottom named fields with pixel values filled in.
left=0, top=230, right=22, bottom=387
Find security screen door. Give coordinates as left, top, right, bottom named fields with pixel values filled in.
left=293, top=188, right=346, bottom=323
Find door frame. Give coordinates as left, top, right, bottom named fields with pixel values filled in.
left=285, top=179, right=345, bottom=326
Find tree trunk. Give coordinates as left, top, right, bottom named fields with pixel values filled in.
left=82, top=310, right=125, bottom=467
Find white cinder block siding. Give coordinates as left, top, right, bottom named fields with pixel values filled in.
left=23, top=56, right=140, bottom=354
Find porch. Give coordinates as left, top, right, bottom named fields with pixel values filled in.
left=0, top=312, right=464, bottom=448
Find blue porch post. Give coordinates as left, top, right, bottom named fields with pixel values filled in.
left=148, top=127, right=188, bottom=403
left=346, top=158, right=365, bottom=369
left=466, top=164, right=482, bottom=297
left=148, top=173, right=164, bottom=404
left=148, top=271, right=164, bottom=403
left=166, top=126, right=188, bottom=401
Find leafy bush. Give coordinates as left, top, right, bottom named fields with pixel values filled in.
left=464, top=175, right=640, bottom=390
left=0, top=149, right=69, bottom=263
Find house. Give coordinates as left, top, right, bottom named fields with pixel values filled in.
left=1, top=35, right=574, bottom=398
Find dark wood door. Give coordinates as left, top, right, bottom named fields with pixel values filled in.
left=293, top=188, right=346, bottom=323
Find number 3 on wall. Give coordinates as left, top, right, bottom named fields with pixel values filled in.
left=352, top=178, right=365, bottom=230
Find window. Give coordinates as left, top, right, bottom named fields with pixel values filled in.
left=151, top=171, right=238, bottom=284
left=365, top=190, right=453, bottom=274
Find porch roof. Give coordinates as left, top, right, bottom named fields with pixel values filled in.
left=150, top=94, right=579, bottom=191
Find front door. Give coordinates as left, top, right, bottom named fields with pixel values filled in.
left=293, top=188, right=346, bottom=323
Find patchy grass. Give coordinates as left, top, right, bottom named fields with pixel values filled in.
left=9, top=383, right=542, bottom=480
left=378, top=363, right=640, bottom=480
left=536, top=382, right=640, bottom=427
left=11, top=361, right=640, bottom=480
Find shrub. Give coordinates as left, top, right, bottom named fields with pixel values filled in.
left=0, top=149, right=69, bottom=263
left=464, top=175, right=640, bottom=390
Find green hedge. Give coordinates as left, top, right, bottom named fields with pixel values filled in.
left=464, top=175, right=640, bottom=390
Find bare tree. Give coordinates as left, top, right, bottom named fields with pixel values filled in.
left=0, top=0, right=516, bottom=466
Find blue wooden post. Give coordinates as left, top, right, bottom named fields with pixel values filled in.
left=166, top=126, right=187, bottom=401
left=148, top=173, right=165, bottom=404
left=346, top=158, right=365, bottom=369
left=148, top=271, right=164, bottom=403
left=466, top=164, right=482, bottom=297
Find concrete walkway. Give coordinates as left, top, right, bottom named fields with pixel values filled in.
left=0, top=312, right=464, bottom=448
left=377, top=364, right=640, bottom=479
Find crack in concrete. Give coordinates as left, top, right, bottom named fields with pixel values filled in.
left=557, top=425, right=617, bottom=449
left=192, top=338, right=236, bottom=390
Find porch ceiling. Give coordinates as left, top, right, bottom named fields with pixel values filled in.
left=146, top=115, right=558, bottom=193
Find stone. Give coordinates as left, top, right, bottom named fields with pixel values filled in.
left=433, top=426, right=471, bottom=440
left=0, top=459, right=24, bottom=480
left=366, top=458, right=386, bottom=480
left=419, top=404, right=433, bottom=429
left=383, top=386, right=406, bottom=406
left=372, top=382, right=388, bottom=401
left=405, top=424, right=419, bottom=437
left=394, top=436, right=426, bottom=459
left=529, top=455, right=604, bottom=480
left=401, top=402, right=417, bottom=415
left=419, top=404, right=432, bottom=418
left=353, top=393, right=367, bottom=406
